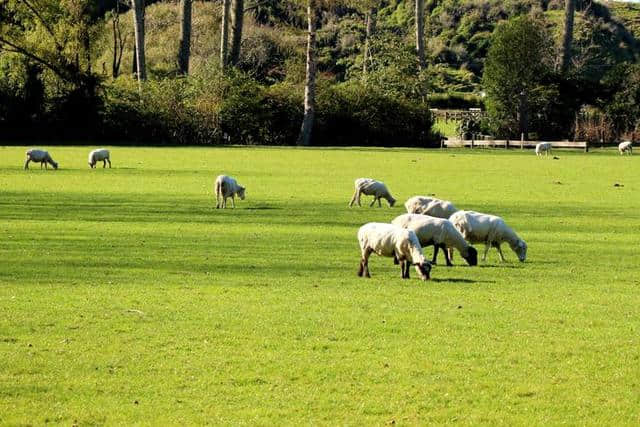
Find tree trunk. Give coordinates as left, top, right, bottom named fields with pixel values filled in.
left=229, top=0, right=244, bottom=66
left=415, top=0, right=426, bottom=70
left=178, top=0, right=192, bottom=74
left=132, top=43, right=137, bottom=76
left=131, top=0, right=146, bottom=84
left=362, top=7, right=377, bottom=78
left=560, top=0, right=575, bottom=73
left=296, top=0, right=317, bottom=147
left=220, top=0, right=232, bottom=67
left=112, top=1, right=124, bottom=78
left=518, top=90, right=528, bottom=137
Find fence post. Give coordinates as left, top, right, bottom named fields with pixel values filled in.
left=506, top=138, right=509, bottom=149
left=520, top=133, right=524, bottom=150
left=585, top=141, right=589, bottom=153
left=440, top=137, right=444, bottom=149
left=471, top=134, right=475, bottom=149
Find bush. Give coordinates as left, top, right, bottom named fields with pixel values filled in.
left=314, top=81, right=438, bottom=147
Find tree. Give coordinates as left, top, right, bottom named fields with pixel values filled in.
left=177, top=0, right=192, bottom=74
left=560, top=0, right=575, bottom=73
left=296, top=0, right=318, bottom=146
left=109, top=1, right=127, bottom=78
left=220, top=0, right=232, bottom=67
left=415, top=0, right=426, bottom=70
left=229, top=0, right=244, bottom=66
left=483, top=16, right=554, bottom=137
left=0, top=0, right=100, bottom=94
left=131, top=0, right=146, bottom=85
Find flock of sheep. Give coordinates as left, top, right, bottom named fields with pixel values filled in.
left=24, top=148, right=111, bottom=169
left=535, top=140, right=633, bottom=156
left=21, top=143, right=633, bottom=283
left=351, top=178, right=527, bottom=281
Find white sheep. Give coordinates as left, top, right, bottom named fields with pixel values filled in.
left=618, top=141, right=633, bottom=155
left=449, top=210, right=527, bottom=262
left=357, top=222, right=431, bottom=280
left=349, top=178, right=396, bottom=207
left=24, top=149, right=58, bottom=170
left=88, top=148, right=111, bottom=168
left=535, top=142, right=552, bottom=156
left=215, top=175, right=246, bottom=208
left=392, top=213, right=478, bottom=266
left=404, top=196, right=457, bottom=218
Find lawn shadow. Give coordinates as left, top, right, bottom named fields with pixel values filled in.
left=430, top=278, right=495, bottom=284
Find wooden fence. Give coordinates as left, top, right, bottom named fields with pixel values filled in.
left=443, top=138, right=589, bottom=152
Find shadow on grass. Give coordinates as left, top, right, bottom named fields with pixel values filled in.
left=430, top=278, right=495, bottom=284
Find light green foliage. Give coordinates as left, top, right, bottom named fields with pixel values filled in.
left=1, top=146, right=639, bottom=423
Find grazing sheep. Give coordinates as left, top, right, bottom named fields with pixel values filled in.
left=404, top=196, right=458, bottom=218
left=349, top=178, right=396, bottom=207
left=24, top=149, right=58, bottom=170
left=449, top=210, right=527, bottom=262
left=88, top=148, right=111, bottom=168
left=535, top=142, right=552, bottom=156
left=618, top=141, right=633, bottom=155
left=392, top=213, right=478, bottom=267
left=357, top=222, right=431, bottom=280
left=215, top=175, right=246, bottom=208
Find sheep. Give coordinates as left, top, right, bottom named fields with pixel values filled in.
left=535, top=142, right=552, bottom=156
left=618, top=141, right=633, bottom=155
left=392, top=213, right=478, bottom=267
left=24, top=149, right=58, bottom=170
left=449, top=210, right=527, bottom=262
left=215, top=175, right=246, bottom=208
left=88, top=148, right=111, bottom=168
left=349, top=178, right=396, bottom=207
left=404, top=196, right=458, bottom=218
left=357, top=222, right=432, bottom=280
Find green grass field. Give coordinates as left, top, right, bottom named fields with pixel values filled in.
left=1, top=146, right=639, bottom=424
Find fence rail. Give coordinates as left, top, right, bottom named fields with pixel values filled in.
left=443, top=139, right=589, bottom=152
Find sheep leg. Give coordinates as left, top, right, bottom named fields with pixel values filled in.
left=107, top=158, right=111, bottom=168
left=432, top=245, right=439, bottom=264
left=402, top=261, right=410, bottom=279
left=361, top=248, right=372, bottom=278
left=482, top=242, right=491, bottom=261
left=392, top=250, right=399, bottom=265
left=215, top=182, right=221, bottom=208
left=495, top=244, right=506, bottom=262
left=349, top=189, right=358, bottom=207
left=447, top=247, right=454, bottom=262
left=369, top=197, right=376, bottom=207
left=103, top=159, right=106, bottom=168
left=442, top=244, right=453, bottom=266
left=231, top=195, right=236, bottom=208
left=24, top=158, right=30, bottom=170
left=378, top=198, right=382, bottom=207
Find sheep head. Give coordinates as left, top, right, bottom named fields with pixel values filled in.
left=237, top=187, right=246, bottom=200
left=414, top=261, right=432, bottom=281
left=464, top=246, right=478, bottom=266
left=511, top=239, right=527, bottom=262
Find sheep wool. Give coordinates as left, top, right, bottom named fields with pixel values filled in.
left=449, top=210, right=527, bottom=262
left=88, top=149, right=111, bottom=168
left=392, top=213, right=477, bottom=266
left=357, top=222, right=431, bottom=280
left=618, top=141, right=632, bottom=155
left=349, top=178, right=396, bottom=207
left=24, top=149, right=58, bottom=170
left=404, top=196, right=458, bottom=218
left=535, top=142, right=552, bottom=156
left=215, top=175, right=246, bottom=209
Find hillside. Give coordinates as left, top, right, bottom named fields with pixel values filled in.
left=98, top=0, right=640, bottom=95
